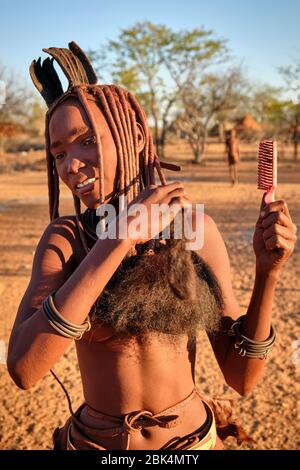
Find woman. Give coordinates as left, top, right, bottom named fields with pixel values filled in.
left=225, top=128, right=240, bottom=186
left=7, top=43, right=297, bottom=450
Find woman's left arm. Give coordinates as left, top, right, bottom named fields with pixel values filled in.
left=195, top=197, right=297, bottom=396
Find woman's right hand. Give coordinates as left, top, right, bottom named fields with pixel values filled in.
left=118, top=182, right=190, bottom=244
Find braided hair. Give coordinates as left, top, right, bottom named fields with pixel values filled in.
left=45, top=84, right=167, bottom=254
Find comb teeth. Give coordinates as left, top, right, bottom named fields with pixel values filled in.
left=257, top=140, right=277, bottom=190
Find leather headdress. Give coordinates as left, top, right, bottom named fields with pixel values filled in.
left=29, top=41, right=98, bottom=107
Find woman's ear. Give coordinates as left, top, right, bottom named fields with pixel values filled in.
left=136, top=122, right=146, bottom=153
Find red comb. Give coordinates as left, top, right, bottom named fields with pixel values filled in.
left=257, top=140, right=277, bottom=204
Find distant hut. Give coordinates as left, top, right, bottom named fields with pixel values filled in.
left=235, top=114, right=262, bottom=141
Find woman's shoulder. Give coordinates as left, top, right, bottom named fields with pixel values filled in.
left=35, top=214, right=85, bottom=266
left=48, top=214, right=78, bottom=228
left=191, top=210, right=218, bottom=239
left=40, top=214, right=78, bottom=244
left=190, top=210, right=225, bottom=262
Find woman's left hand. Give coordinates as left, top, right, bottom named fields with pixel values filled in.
left=253, top=195, right=297, bottom=274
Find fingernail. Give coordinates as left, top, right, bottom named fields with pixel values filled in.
left=260, top=211, right=265, bottom=217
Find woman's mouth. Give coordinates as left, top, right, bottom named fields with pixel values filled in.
left=76, top=177, right=98, bottom=194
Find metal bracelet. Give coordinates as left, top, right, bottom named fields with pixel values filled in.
left=42, top=291, right=91, bottom=340
left=228, top=315, right=276, bottom=360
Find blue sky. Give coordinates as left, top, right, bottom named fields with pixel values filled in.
left=0, top=0, right=299, bottom=97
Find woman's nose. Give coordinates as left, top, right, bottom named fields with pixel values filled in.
left=67, top=157, right=85, bottom=174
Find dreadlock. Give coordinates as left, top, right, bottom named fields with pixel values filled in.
left=45, top=83, right=166, bottom=255
left=44, top=83, right=224, bottom=339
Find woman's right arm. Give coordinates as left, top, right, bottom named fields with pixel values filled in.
left=8, top=182, right=186, bottom=390
left=7, top=216, right=134, bottom=390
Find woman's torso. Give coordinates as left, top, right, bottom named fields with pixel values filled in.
left=68, top=221, right=209, bottom=449
left=75, top=333, right=209, bottom=449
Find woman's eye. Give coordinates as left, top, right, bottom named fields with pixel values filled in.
left=54, top=153, right=64, bottom=160
left=83, top=136, right=96, bottom=145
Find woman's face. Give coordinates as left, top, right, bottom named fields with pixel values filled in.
left=49, top=97, right=118, bottom=209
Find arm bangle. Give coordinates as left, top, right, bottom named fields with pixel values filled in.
left=228, top=315, right=276, bottom=360
left=42, top=290, right=91, bottom=340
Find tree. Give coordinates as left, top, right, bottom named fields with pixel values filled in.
left=26, top=100, right=47, bottom=137
left=250, top=86, right=282, bottom=123
left=279, top=62, right=300, bottom=160
left=90, top=22, right=228, bottom=158
left=0, top=64, right=34, bottom=153
left=249, top=85, right=290, bottom=139
left=174, top=68, right=248, bottom=163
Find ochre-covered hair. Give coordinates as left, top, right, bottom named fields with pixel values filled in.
left=30, top=42, right=178, bottom=254
left=45, top=83, right=167, bottom=254
left=30, top=43, right=224, bottom=340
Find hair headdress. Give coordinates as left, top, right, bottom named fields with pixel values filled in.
left=29, top=41, right=97, bottom=107
left=30, top=41, right=180, bottom=254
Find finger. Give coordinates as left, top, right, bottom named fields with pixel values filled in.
left=261, top=200, right=288, bottom=218
left=262, top=211, right=296, bottom=230
left=169, top=197, right=186, bottom=210
left=137, top=185, right=157, bottom=200
left=259, top=192, right=268, bottom=212
left=157, top=181, right=185, bottom=193
left=257, top=192, right=270, bottom=223
left=282, top=201, right=291, bottom=219
left=167, top=199, right=183, bottom=220
left=173, top=196, right=192, bottom=211
left=139, top=183, right=177, bottom=201
left=140, top=183, right=172, bottom=196
left=160, top=187, right=187, bottom=205
left=263, top=223, right=297, bottom=242
left=265, top=234, right=293, bottom=252
left=180, top=195, right=192, bottom=205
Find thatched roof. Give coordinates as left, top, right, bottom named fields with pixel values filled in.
left=236, top=114, right=262, bottom=132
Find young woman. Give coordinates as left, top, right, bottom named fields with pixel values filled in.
left=7, top=43, right=297, bottom=450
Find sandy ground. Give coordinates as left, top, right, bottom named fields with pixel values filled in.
left=0, top=147, right=299, bottom=450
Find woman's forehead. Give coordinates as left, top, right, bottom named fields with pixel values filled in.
left=49, top=97, right=105, bottom=136
left=50, top=99, right=88, bottom=127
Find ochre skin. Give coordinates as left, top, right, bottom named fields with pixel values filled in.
left=8, top=97, right=297, bottom=450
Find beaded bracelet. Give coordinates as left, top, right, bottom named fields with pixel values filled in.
left=228, top=315, right=276, bottom=360
left=42, top=290, right=91, bottom=340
